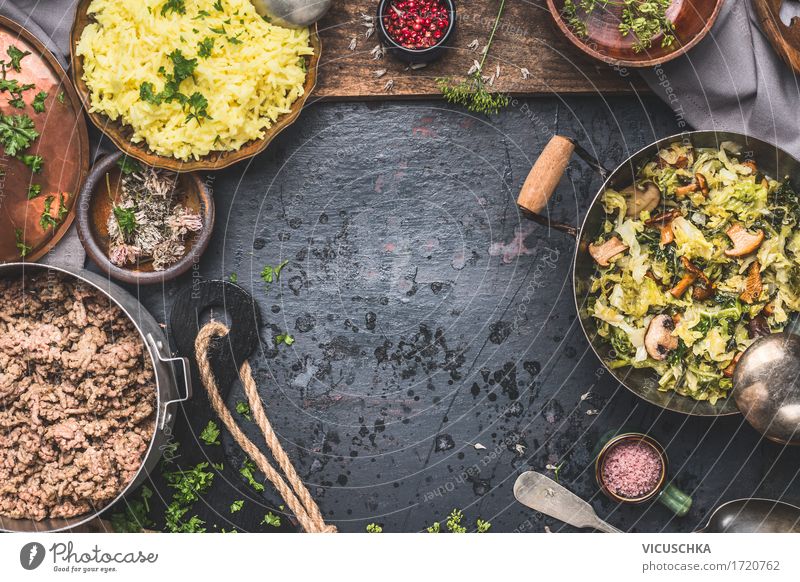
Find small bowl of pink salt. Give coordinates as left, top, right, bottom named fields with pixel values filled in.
left=596, top=433, right=692, bottom=516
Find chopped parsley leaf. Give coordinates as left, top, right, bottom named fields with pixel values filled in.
left=6, top=45, right=30, bottom=72
left=184, top=92, right=210, bottom=125
left=113, top=205, right=137, bottom=237
left=164, top=462, right=215, bottom=505
left=15, top=228, right=30, bottom=257
left=235, top=400, right=251, bottom=420
left=198, top=37, right=214, bottom=58
left=161, top=0, right=186, bottom=17
left=31, top=91, right=47, bottom=113
left=39, top=195, right=57, bottom=230
left=199, top=419, right=221, bottom=445
left=0, top=112, right=39, bottom=156
left=27, top=183, right=41, bottom=200
left=19, top=153, right=43, bottom=173
left=261, top=512, right=281, bottom=527
left=230, top=500, right=244, bottom=513
left=240, top=458, right=265, bottom=492
left=260, top=260, right=289, bottom=287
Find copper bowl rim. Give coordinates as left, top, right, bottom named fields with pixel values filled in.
left=546, top=0, right=725, bottom=68
left=595, top=432, right=668, bottom=504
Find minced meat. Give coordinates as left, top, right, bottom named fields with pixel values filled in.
left=0, top=273, right=155, bottom=521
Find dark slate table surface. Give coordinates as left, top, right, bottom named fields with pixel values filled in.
left=117, top=95, right=800, bottom=533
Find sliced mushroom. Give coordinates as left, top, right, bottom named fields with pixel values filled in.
left=644, top=209, right=682, bottom=226
left=645, top=314, right=679, bottom=361
left=670, top=273, right=697, bottom=298
left=694, top=172, right=709, bottom=195
left=724, top=224, right=765, bottom=257
left=762, top=301, right=776, bottom=316
left=674, top=183, right=698, bottom=198
left=622, top=182, right=661, bottom=217
left=692, top=282, right=715, bottom=301
left=740, top=260, right=762, bottom=304
left=723, top=352, right=742, bottom=378
left=681, top=256, right=713, bottom=286
left=669, top=257, right=713, bottom=299
left=645, top=209, right=681, bottom=246
left=589, top=236, right=628, bottom=267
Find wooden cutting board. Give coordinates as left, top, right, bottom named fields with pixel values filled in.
left=314, top=0, right=647, bottom=99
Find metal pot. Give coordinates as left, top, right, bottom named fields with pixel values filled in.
left=517, top=130, right=800, bottom=416
left=0, top=262, right=191, bottom=532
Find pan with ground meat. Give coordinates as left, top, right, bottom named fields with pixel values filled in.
left=0, top=264, right=189, bottom=532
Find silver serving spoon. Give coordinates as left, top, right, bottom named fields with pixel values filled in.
left=733, top=331, right=800, bottom=446
left=513, top=471, right=622, bottom=533
left=250, top=0, right=332, bottom=27
left=696, top=498, right=800, bottom=533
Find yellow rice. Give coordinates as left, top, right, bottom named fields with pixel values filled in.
left=76, top=0, right=312, bottom=161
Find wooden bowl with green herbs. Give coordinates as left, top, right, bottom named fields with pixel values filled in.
left=76, top=151, right=214, bottom=285
left=548, top=0, right=723, bottom=67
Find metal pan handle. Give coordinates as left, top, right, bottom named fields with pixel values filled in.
left=147, top=333, right=193, bottom=430
left=517, top=135, right=611, bottom=238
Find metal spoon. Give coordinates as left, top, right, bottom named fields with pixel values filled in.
left=513, top=471, right=622, bottom=533
left=733, top=332, right=800, bottom=446
left=250, top=0, right=332, bottom=27
left=696, top=498, right=800, bottom=533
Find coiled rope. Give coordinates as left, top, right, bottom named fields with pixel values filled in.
left=195, top=321, right=336, bottom=533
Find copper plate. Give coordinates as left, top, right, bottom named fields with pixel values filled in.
left=547, top=0, right=724, bottom=67
left=69, top=0, right=321, bottom=172
left=0, top=16, right=90, bottom=263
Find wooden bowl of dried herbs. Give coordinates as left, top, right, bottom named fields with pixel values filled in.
left=548, top=0, right=723, bottom=67
left=76, top=151, right=214, bottom=285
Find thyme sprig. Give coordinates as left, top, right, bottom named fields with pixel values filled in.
left=437, top=0, right=509, bottom=115
left=562, top=0, right=676, bottom=53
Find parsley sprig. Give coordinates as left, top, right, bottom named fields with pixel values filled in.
left=161, top=0, right=186, bottom=16
left=139, top=49, right=211, bottom=126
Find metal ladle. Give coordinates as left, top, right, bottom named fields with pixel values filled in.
left=733, top=332, right=800, bottom=446
left=696, top=498, right=800, bottom=533
left=250, top=0, right=332, bottom=27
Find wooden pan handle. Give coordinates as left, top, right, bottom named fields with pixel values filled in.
left=517, top=136, right=575, bottom=214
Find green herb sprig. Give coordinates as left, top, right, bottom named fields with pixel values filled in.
left=562, top=0, right=676, bottom=53
left=15, top=228, right=31, bottom=257
left=437, top=0, right=509, bottom=115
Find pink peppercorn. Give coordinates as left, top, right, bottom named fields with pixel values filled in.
left=601, top=440, right=663, bottom=499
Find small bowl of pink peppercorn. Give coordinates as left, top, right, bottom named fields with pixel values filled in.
left=377, top=0, right=456, bottom=63
left=595, top=433, right=693, bottom=517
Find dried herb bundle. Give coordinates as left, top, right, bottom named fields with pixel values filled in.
left=437, top=0, right=509, bottom=115
left=107, top=159, right=202, bottom=271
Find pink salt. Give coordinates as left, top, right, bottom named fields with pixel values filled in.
left=601, top=441, right=663, bottom=499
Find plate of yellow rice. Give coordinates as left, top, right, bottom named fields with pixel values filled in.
left=70, top=0, right=319, bottom=171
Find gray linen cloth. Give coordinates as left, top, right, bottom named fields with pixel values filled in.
left=642, top=0, right=800, bottom=158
